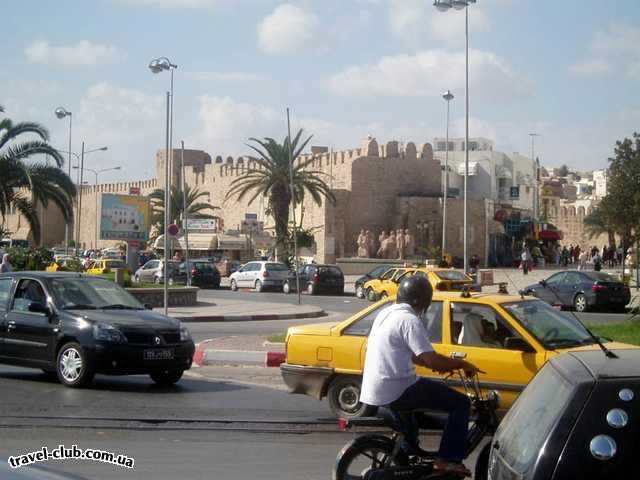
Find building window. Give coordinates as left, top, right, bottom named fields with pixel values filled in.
left=437, top=142, right=447, bottom=151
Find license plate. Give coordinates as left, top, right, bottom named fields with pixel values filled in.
left=144, top=348, right=174, bottom=360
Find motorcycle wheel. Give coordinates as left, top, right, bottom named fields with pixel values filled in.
left=333, top=435, right=407, bottom=480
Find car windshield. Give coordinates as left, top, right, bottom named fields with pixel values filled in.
left=502, top=300, right=593, bottom=348
left=434, top=271, right=470, bottom=281
left=265, top=263, right=288, bottom=271
left=49, top=277, right=143, bottom=310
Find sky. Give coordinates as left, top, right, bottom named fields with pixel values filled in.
left=2, top=0, right=640, bottom=183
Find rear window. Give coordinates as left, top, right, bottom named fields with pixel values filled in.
left=265, top=263, right=288, bottom=271
left=434, top=270, right=469, bottom=281
left=585, top=272, right=619, bottom=282
left=494, top=364, right=576, bottom=474
left=192, top=262, right=214, bottom=272
left=319, top=266, right=342, bottom=277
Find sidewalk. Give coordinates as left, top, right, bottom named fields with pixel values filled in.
left=154, top=298, right=326, bottom=322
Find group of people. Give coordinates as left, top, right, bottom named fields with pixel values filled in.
left=356, top=229, right=415, bottom=260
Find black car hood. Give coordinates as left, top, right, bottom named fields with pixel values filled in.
left=66, top=309, right=180, bottom=329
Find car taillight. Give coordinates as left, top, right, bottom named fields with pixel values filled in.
left=263, top=270, right=269, bottom=278
left=592, top=284, right=606, bottom=292
left=313, top=273, right=320, bottom=284
left=191, top=268, right=198, bottom=276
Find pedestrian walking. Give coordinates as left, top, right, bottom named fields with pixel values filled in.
left=521, top=247, right=532, bottom=275
left=0, top=253, right=12, bottom=273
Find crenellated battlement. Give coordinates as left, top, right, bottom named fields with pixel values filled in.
left=79, top=178, right=158, bottom=195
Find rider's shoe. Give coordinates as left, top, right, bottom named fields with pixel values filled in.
left=433, top=459, right=471, bottom=478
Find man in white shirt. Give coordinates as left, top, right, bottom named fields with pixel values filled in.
left=360, top=275, right=478, bottom=477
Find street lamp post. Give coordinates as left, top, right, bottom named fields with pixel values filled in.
left=529, top=133, right=541, bottom=221
left=433, top=0, right=476, bottom=274
left=442, top=90, right=454, bottom=261
left=55, top=107, right=72, bottom=253
left=74, top=165, right=120, bottom=249
left=149, top=56, right=177, bottom=316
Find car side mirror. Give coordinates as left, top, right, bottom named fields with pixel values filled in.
left=143, top=303, right=153, bottom=310
left=504, top=337, right=535, bottom=353
left=539, top=280, right=547, bottom=287
left=28, top=302, right=51, bottom=316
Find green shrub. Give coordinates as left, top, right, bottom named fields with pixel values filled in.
left=4, top=247, right=54, bottom=271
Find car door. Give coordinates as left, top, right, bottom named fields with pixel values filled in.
left=442, top=301, right=547, bottom=408
left=4, top=278, right=57, bottom=363
left=240, top=262, right=256, bottom=287
left=536, top=272, right=566, bottom=305
left=0, top=276, right=15, bottom=358
left=141, top=260, right=159, bottom=282
left=559, top=272, right=582, bottom=306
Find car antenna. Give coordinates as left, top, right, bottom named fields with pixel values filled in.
left=505, top=268, right=618, bottom=359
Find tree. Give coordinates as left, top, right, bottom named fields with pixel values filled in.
left=149, top=185, right=217, bottom=233
left=583, top=204, right=616, bottom=247
left=0, top=107, right=75, bottom=244
left=558, top=164, right=569, bottom=177
left=225, top=130, right=335, bottom=260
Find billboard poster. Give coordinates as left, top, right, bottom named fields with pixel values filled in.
left=99, top=193, right=151, bottom=241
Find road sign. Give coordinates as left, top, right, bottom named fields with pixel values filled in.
left=167, top=224, right=179, bottom=236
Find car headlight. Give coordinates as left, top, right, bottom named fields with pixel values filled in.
left=93, top=323, right=128, bottom=343
left=180, top=325, right=192, bottom=342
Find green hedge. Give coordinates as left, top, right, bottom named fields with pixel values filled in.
left=3, top=247, right=53, bottom=271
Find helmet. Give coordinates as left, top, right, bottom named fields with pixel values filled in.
left=396, top=275, right=433, bottom=312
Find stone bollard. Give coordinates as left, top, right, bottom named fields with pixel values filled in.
left=113, top=268, right=125, bottom=286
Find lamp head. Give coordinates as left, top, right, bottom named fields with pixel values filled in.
left=148, top=59, right=163, bottom=74
left=452, top=0, right=470, bottom=8
left=434, top=0, right=452, bottom=11
left=55, top=107, right=70, bottom=119
left=114, top=166, right=122, bottom=171
left=443, top=90, right=455, bottom=101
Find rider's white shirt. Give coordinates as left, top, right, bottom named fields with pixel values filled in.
left=360, top=303, right=434, bottom=407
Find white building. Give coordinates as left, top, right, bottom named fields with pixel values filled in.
left=433, top=137, right=536, bottom=214
left=593, top=169, right=608, bottom=199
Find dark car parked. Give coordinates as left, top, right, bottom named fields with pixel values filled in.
left=283, top=264, right=344, bottom=295
left=485, top=348, right=640, bottom=480
left=354, top=264, right=392, bottom=299
left=171, top=260, right=221, bottom=288
left=0, top=272, right=195, bottom=387
left=522, top=270, right=630, bottom=312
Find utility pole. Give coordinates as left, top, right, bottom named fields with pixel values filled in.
left=286, top=108, right=301, bottom=305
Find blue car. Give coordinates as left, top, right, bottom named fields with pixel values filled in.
left=522, top=270, right=630, bottom=312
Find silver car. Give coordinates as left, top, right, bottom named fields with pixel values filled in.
left=133, top=259, right=179, bottom=284
left=229, top=261, right=289, bottom=292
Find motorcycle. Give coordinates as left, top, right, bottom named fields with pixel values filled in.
left=333, top=371, right=500, bottom=480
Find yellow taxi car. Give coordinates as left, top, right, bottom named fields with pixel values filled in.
left=364, top=267, right=477, bottom=301
left=45, top=257, right=82, bottom=272
left=280, top=291, right=637, bottom=418
left=362, top=267, right=412, bottom=301
left=85, top=259, right=129, bottom=275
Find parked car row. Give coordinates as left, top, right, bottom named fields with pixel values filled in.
left=134, top=259, right=221, bottom=288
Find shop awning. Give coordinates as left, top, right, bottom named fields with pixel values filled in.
left=539, top=230, right=563, bottom=241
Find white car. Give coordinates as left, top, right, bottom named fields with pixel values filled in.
left=229, top=261, right=289, bottom=292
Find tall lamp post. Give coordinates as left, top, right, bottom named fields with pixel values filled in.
left=55, top=107, right=73, bottom=253
left=73, top=165, right=120, bottom=249
left=433, top=0, right=476, bottom=273
left=442, top=90, right=454, bottom=261
left=529, top=133, right=541, bottom=221
left=149, top=56, right=177, bottom=316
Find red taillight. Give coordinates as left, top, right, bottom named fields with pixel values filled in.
left=313, top=273, right=320, bottom=284
left=191, top=268, right=198, bottom=276
left=263, top=270, right=269, bottom=278
left=338, top=418, right=349, bottom=431
left=592, top=284, right=606, bottom=292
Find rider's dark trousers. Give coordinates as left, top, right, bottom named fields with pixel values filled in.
left=387, top=378, right=470, bottom=463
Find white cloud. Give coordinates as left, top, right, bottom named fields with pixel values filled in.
left=571, top=23, right=640, bottom=79
left=569, top=59, right=611, bottom=76
left=186, top=71, right=266, bottom=83
left=257, top=4, right=319, bottom=54
left=25, top=40, right=124, bottom=67
left=388, top=0, right=490, bottom=46
left=326, top=49, right=531, bottom=102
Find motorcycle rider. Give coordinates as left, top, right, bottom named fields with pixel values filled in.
left=360, top=275, right=478, bottom=477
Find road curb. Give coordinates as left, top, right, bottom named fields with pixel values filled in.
left=176, top=309, right=326, bottom=323
left=193, top=339, right=286, bottom=368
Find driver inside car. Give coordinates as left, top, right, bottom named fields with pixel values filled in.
left=360, top=276, right=480, bottom=478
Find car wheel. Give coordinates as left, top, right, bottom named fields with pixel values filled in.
left=150, top=369, right=184, bottom=386
left=283, top=281, right=291, bottom=294
left=307, top=283, right=315, bottom=295
left=574, top=293, right=588, bottom=312
left=366, top=287, right=377, bottom=302
left=168, top=277, right=174, bottom=286
left=255, top=280, right=263, bottom=292
left=154, top=276, right=161, bottom=285
left=328, top=375, right=378, bottom=418
left=355, top=285, right=365, bottom=299
left=134, top=274, right=140, bottom=284
left=230, top=279, right=238, bottom=291
left=56, top=342, right=95, bottom=388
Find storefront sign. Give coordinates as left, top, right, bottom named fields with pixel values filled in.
left=185, top=218, right=219, bottom=231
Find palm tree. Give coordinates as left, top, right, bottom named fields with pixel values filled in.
left=149, top=185, right=217, bottom=232
left=584, top=205, right=616, bottom=246
left=225, top=129, right=335, bottom=258
left=0, top=107, right=75, bottom=244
